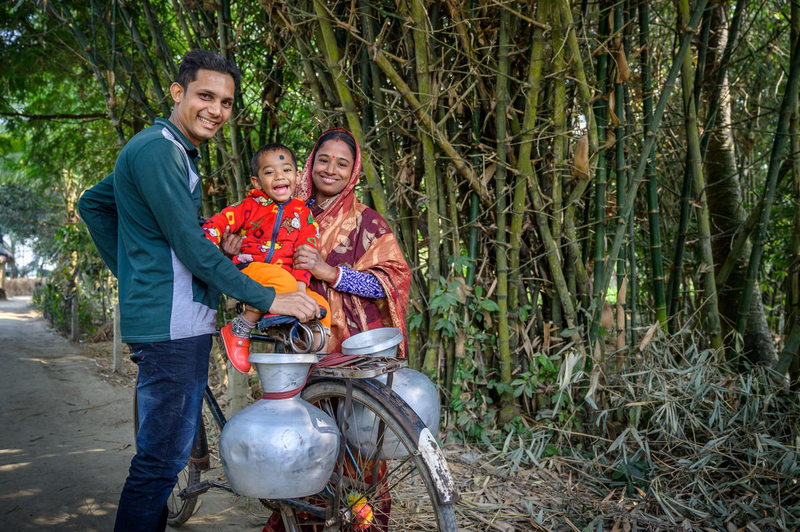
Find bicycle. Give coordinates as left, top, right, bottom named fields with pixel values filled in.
left=134, top=317, right=460, bottom=531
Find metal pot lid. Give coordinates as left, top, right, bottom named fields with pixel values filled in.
left=341, top=327, right=403, bottom=356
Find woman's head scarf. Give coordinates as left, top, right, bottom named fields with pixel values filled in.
left=297, top=129, right=411, bottom=357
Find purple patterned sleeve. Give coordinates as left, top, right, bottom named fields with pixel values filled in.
left=332, top=266, right=386, bottom=299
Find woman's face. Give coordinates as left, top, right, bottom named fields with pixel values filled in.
left=312, top=139, right=355, bottom=202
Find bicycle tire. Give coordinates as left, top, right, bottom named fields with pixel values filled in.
left=132, top=386, right=204, bottom=527
left=299, top=377, right=459, bottom=532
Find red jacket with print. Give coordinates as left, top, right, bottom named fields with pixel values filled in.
left=202, top=190, right=319, bottom=284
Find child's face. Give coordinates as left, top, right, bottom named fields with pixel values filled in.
left=251, top=149, right=298, bottom=203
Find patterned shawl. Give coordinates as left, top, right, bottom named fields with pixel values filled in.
left=297, top=129, right=411, bottom=357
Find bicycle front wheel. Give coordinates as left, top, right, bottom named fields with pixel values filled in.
left=299, top=377, right=459, bottom=531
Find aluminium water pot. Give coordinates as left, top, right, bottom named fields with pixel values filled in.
left=219, top=353, right=340, bottom=499
left=346, top=368, right=440, bottom=460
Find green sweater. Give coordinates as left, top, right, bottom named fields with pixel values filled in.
left=78, top=118, right=275, bottom=343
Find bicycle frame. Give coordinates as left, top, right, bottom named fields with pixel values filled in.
left=175, top=329, right=459, bottom=531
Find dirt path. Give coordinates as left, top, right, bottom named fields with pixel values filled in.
left=0, top=297, right=268, bottom=532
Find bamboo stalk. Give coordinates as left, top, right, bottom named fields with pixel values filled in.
left=517, top=0, right=578, bottom=330
left=550, top=0, right=566, bottom=330
left=789, top=0, right=800, bottom=378
left=171, top=0, right=197, bottom=49
left=734, top=32, right=800, bottom=349
left=494, top=2, right=515, bottom=421
left=716, top=163, right=790, bottom=286
left=361, top=1, right=397, bottom=199
left=369, top=47, right=491, bottom=204
left=117, top=1, right=171, bottom=117
left=141, top=0, right=178, bottom=80
left=699, top=0, right=748, bottom=157
left=638, top=0, right=667, bottom=326
left=48, top=1, right=126, bottom=144
left=406, top=0, right=441, bottom=376
left=590, top=0, right=710, bottom=341
left=312, top=0, right=391, bottom=219
left=279, top=5, right=328, bottom=123
left=558, top=0, right=598, bottom=286
left=614, top=0, right=630, bottom=357
left=667, top=166, right=693, bottom=326
left=554, top=0, right=597, bottom=151
left=215, top=0, right=248, bottom=199
left=511, top=0, right=547, bottom=318
left=87, top=0, right=157, bottom=124
left=677, top=0, right=722, bottom=350
left=592, top=0, right=610, bottom=299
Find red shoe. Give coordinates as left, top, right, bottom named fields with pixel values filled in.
left=220, top=322, right=251, bottom=373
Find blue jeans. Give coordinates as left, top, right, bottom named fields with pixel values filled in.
left=114, top=335, right=212, bottom=532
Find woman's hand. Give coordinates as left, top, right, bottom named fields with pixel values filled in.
left=220, top=226, right=243, bottom=258
left=294, top=244, right=338, bottom=284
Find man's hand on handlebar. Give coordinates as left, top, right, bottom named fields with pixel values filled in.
left=268, top=291, right=321, bottom=323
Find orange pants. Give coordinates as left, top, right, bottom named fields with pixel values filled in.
left=240, top=262, right=331, bottom=328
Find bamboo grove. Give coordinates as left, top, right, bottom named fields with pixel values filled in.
left=7, top=0, right=800, bottom=423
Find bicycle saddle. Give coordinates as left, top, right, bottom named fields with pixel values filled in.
left=257, top=308, right=327, bottom=330
left=256, top=309, right=328, bottom=354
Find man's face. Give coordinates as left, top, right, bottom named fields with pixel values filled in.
left=169, top=69, right=235, bottom=147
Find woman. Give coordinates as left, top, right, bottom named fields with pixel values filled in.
left=263, top=129, right=410, bottom=532
left=293, top=128, right=411, bottom=356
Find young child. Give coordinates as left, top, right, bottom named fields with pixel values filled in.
left=203, top=143, right=330, bottom=373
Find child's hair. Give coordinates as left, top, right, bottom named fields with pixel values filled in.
left=176, top=49, right=241, bottom=92
left=251, top=143, right=297, bottom=176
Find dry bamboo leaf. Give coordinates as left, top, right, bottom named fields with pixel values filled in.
left=456, top=330, right=467, bottom=359
left=638, top=322, right=659, bottom=352
left=608, top=95, right=620, bottom=127
left=543, top=322, right=551, bottom=353
left=616, top=330, right=625, bottom=351
left=522, top=335, right=533, bottom=357
left=395, top=165, right=411, bottom=185
left=604, top=130, right=617, bottom=150
left=482, top=163, right=497, bottom=186
left=617, top=276, right=628, bottom=302
left=573, top=134, right=589, bottom=179
left=616, top=281, right=626, bottom=352
left=584, top=363, right=601, bottom=406
left=616, top=48, right=632, bottom=83
left=453, top=276, right=469, bottom=303
left=493, top=521, right=515, bottom=532
left=106, top=70, right=117, bottom=108
left=601, top=301, right=614, bottom=331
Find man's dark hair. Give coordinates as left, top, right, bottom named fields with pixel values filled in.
left=251, top=143, right=297, bottom=176
left=176, top=49, right=241, bottom=91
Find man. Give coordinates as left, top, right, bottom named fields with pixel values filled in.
left=78, top=50, right=319, bottom=532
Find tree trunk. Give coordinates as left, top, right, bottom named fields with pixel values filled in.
left=703, top=3, right=774, bottom=364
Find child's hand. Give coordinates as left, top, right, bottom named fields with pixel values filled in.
left=220, top=226, right=243, bottom=258
left=294, top=244, right=338, bottom=283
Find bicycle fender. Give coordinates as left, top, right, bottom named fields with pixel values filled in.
left=417, top=427, right=459, bottom=505
left=354, top=378, right=461, bottom=505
